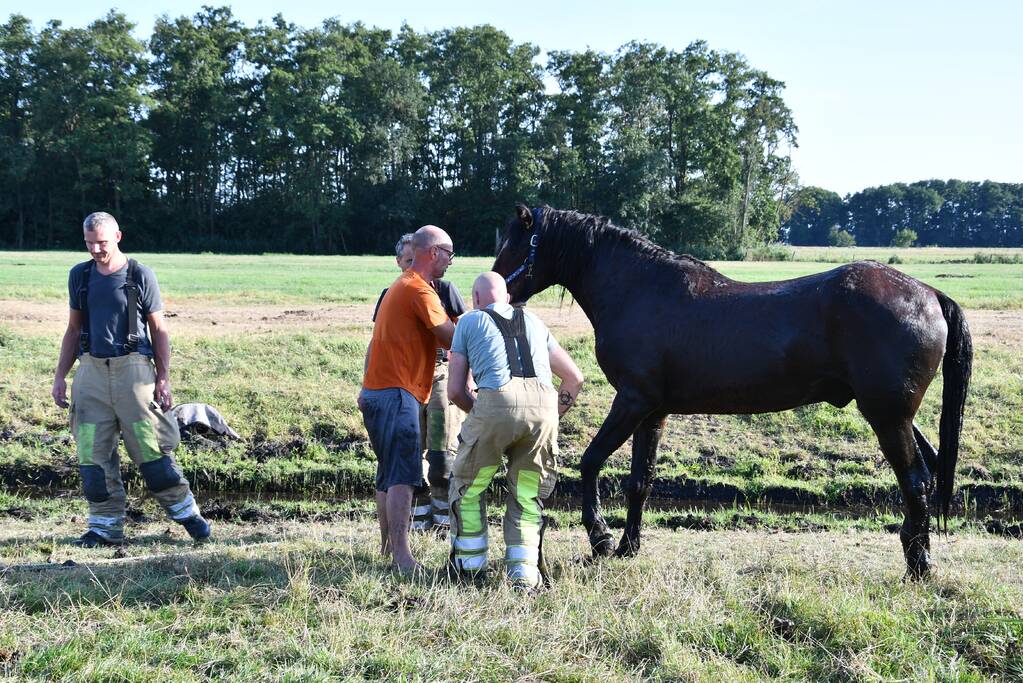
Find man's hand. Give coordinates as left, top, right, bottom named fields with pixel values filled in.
left=154, top=377, right=173, bottom=411
left=549, top=345, right=584, bottom=418
left=52, top=376, right=69, bottom=409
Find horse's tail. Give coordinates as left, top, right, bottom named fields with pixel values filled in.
left=935, top=292, right=972, bottom=530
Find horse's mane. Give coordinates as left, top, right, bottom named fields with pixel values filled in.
left=540, top=207, right=725, bottom=284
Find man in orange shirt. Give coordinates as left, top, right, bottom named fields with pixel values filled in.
left=359, top=225, right=456, bottom=572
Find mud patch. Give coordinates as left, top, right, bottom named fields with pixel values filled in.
left=984, top=518, right=1023, bottom=539
left=0, top=506, right=33, bottom=521
left=198, top=498, right=371, bottom=523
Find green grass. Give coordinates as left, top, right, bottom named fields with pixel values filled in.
left=1, top=501, right=1021, bottom=681
left=2, top=249, right=1022, bottom=506
left=3, top=323, right=1022, bottom=508
left=2, top=250, right=1021, bottom=308
left=789, top=245, right=1023, bottom=264
left=2, top=248, right=1023, bottom=679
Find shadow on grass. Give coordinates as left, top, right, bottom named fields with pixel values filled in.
left=0, top=539, right=414, bottom=614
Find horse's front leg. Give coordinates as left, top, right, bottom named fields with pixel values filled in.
left=616, top=413, right=667, bottom=557
left=580, top=393, right=651, bottom=558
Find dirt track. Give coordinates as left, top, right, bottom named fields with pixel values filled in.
left=0, top=299, right=598, bottom=338
left=2, top=299, right=1019, bottom=346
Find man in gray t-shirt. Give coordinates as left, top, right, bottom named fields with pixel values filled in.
left=52, top=212, right=210, bottom=548
left=67, top=258, right=162, bottom=358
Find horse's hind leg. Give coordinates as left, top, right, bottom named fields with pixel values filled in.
left=616, top=413, right=667, bottom=558
left=580, top=393, right=652, bottom=558
left=912, top=423, right=938, bottom=478
left=870, top=418, right=933, bottom=579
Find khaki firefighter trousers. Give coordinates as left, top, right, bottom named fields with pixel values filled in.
left=412, top=359, right=464, bottom=530
left=70, top=353, right=200, bottom=542
left=448, top=377, right=558, bottom=586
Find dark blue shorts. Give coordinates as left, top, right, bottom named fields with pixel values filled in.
left=361, top=388, right=425, bottom=492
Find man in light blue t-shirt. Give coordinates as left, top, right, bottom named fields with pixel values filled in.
left=446, top=272, right=583, bottom=589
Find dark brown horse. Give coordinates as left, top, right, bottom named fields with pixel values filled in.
left=492, top=205, right=972, bottom=578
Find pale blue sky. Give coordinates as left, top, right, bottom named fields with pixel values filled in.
left=7, top=0, right=1021, bottom=195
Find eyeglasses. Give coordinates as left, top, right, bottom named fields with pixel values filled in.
left=435, top=245, right=455, bottom=260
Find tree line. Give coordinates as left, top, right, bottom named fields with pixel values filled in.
left=783, top=181, right=1023, bottom=248
left=0, top=9, right=797, bottom=256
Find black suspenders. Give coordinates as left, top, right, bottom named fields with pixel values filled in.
left=481, top=308, right=537, bottom=379
left=78, top=261, right=94, bottom=354
left=78, top=258, right=144, bottom=355
left=124, top=259, right=140, bottom=353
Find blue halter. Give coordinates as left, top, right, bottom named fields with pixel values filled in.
left=505, top=208, right=543, bottom=284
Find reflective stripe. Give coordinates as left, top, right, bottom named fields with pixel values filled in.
left=461, top=465, right=499, bottom=535
left=412, top=505, right=432, bottom=516
left=432, top=514, right=450, bottom=525
left=507, top=563, right=540, bottom=586
left=167, top=496, right=196, bottom=516
left=132, top=419, right=163, bottom=463
left=505, top=545, right=539, bottom=564
left=167, top=495, right=200, bottom=521
left=431, top=498, right=449, bottom=510
left=454, top=554, right=488, bottom=571
left=452, top=534, right=488, bottom=552
left=77, top=423, right=96, bottom=465
left=87, top=515, right=124, bottom=528
left=515, top=469, right=542, bottom=545
left=427, top=411, right=447, bottom=451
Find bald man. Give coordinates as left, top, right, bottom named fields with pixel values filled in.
left=359, top=225, right=456, bottom=573
left=447, top=272, right=583, bottom=589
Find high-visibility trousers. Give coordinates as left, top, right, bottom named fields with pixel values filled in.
left=412, top=359, right=464, bottom=530
left=70, top=353, right=202, bottom=542
left=449, top=377, right=558, bottom=587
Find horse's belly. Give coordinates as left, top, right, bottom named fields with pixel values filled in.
left=666, top=375, right=852, bottom=415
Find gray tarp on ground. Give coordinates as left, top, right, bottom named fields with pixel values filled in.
left=169, top=403, right=241, bottom=440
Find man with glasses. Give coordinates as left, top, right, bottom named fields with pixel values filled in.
left=372, top=234, right=467, bottom=534
left=359, top=225, right=457, bottom=573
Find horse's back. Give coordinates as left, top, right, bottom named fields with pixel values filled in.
left=597, top=259, right=948, bottom=416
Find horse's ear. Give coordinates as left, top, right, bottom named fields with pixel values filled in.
left=515, top=203, right=533, bottom=230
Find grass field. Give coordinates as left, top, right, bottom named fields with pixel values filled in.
left=2, top=247, right=1022, bottom=679
left=1, top=493, right=1022, bottom=681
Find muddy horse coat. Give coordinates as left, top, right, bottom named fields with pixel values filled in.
left=493, top=205, right=971, bottom=578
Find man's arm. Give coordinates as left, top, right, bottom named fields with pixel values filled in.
left=357, top=341, right=372, bottom=410
left=549, top=345, right=584, bottom=417
left=447, top=351, right=474, bottom=413
left=147, top=311, right=174, bottom=411
left=430, top=319, right=455, bottom=350
left=51, top=309, right=83, bottom=408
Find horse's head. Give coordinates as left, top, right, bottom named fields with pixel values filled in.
left=492, top=203, right=551, bottom=304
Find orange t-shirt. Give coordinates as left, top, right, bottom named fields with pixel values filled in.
left=363, top=270, right=449, bottom=403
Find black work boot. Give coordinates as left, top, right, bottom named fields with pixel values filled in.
left=72, top=530, right=122, bottom=548
left=180, top=515, right=211, bottom=543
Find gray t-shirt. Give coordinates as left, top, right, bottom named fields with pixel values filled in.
left=450, top=303, right=561, bottom=390
left=68, top=260, right=163, bottom=358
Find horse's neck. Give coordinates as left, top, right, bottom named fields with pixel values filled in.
left=555, top=239, right=721, bottom=329
left=555, top=240, right=658, bottom=329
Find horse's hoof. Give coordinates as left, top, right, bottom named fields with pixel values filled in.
left=904, top=563, right=931, bottom=582
left=590, top=534, right=615, bottom=558
left=614, top=537, right=640, bottom=558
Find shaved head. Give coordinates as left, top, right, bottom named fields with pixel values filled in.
left=411, top=224, right=454, bottom=279
left=412, top=225, right=451, bottom=251
left=472, top=272, right=510, bottom=309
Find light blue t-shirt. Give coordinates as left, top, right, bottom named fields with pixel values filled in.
left=450, top=303, right=561, bottom=390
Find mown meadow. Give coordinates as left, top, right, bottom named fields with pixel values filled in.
left=2, top=246, right=1022, bottom=680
